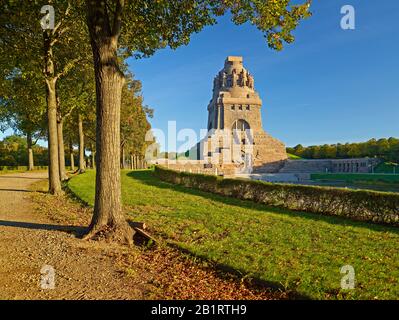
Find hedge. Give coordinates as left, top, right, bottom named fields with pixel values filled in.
left=154, top=166, right=399, bottom=227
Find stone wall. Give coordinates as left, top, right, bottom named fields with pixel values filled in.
left=276, top=158, right=381, bottom=174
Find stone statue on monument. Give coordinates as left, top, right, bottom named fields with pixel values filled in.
left=232, top=69, right=238, bottom=87
left=240, top=69, right=247, bottom=87
left=220, top=72, right=227, bottom=87
left=248, top=73, right=254, bottom=89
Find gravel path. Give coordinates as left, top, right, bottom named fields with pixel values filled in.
left=0, top=171, right=144, bottom=299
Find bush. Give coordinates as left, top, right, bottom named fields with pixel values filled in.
left=154, top=166, right=399, bottom=227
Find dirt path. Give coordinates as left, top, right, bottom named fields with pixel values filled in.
left=0, top=171, right=282, bottom=300
left=0, top=171, right=148, bottom=299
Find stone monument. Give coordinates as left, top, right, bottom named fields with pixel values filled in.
left=197, top=56, right=287, bottom=173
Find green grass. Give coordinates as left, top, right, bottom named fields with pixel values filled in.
left=68, top=169, right=399, bottom=300
left=375, top=162, right=399, bottom=174
left=0, top=169, right=27, bottom=175
left=311, top=173, right=399, bottom=184
left=287, top=153, right=302, bottom=160
left=0, top=167, right=48, bottom=175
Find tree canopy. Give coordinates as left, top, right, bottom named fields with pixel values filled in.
left=287, top=138, right=399, bottom=162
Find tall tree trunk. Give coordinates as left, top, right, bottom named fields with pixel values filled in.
left=70, top=139, right=75, bottom=171
left=85, top=0, right=133, bottom=244
left=46, top=79, right=62, bottom=194
left=57, top=116, right=67, bottom=181
left=121, top=145, right=125, bottom=169
left=27, top=132, right=34, bottom=171
left=130, top=154, right=133, bottom=170
left=92, top=150, right=96, bottom=169
left=43, top=30, right=61, bottom=194
left=78, top=114, right=85, bottom=173
left=90, top=143, right=96, bottom=169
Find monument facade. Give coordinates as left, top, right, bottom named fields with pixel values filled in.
left=196, top=56, right=287, bottom=173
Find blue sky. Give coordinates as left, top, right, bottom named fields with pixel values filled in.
left=127, top=0, right=399, bottom=151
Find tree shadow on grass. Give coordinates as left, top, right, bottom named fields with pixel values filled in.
left=126, top=170, right=398, bottom=300
left=126, top=170, right=399, bottom=235
left=0, top=220, right=86, bottom=237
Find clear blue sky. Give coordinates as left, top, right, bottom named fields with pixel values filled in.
left=1, top=1, right=398, bottom=151
left=127, top=0, right=399, bottom=151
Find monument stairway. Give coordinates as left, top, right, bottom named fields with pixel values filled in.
left=277, top=159, right=331, bottom=173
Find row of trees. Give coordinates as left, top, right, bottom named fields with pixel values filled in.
left=287, top=138, right=399, bottom=162
left=0, top=135, right=48, bottom=167
left=1, top=0, right=311, bottom=243
left=0, top=3, right=153, bottom=174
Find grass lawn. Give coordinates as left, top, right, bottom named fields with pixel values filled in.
left=311, top=173, right=399, bottom=184
left=68, top=169, right=399, bottom=300
left=0, top=168, right=48, bottom=175
left=287, top=153, right=302, bottom=160
left=0, top=169, right=27, bottom=175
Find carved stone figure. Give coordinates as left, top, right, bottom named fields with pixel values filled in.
left=220, top=72, right=227, bottom=87
left=248, top=73, right=254, bottom=89
left=240, top=69, right=247, bottom=87
left=232, top=69, right=238, bottom=87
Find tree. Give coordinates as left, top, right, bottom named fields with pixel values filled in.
left=57, top=61, right=95, bottom=177
left=83, top=0, right=312, bottom=243
left=0, top=135, right=48, bottom=167
left=120, top=71, right=153, bottom=169
left=1, top=1, right=90, bottom=194
left=288, top=138, right=399, bottom=162
left=0, top=70, right=47, bottom=170
left=294, top=144, right=304, bottom=156
left=0, top=135, right=28, bottom=166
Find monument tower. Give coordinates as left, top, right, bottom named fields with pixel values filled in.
left=201, top=56, right=287, bottom=172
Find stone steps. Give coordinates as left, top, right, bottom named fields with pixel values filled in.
left=278, top=160, right=331, bottom=173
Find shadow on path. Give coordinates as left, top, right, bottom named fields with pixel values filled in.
left=0, top=188, right=46, bottom=193
left=0, top=176, right=46, bottom=180
left=0, top=219, right=86, bottom=236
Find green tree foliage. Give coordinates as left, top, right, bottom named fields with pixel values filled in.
left=120, top=72, right=152, bottom=165
left=0, top=135, right=48, bottom=167
left=1, top=0, right=91, bottom=193
left=0, top=68, right=47, bottom=170
left=0, top=72, right=46, bottom=138
left=287, top=138, right=399, bottom=162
